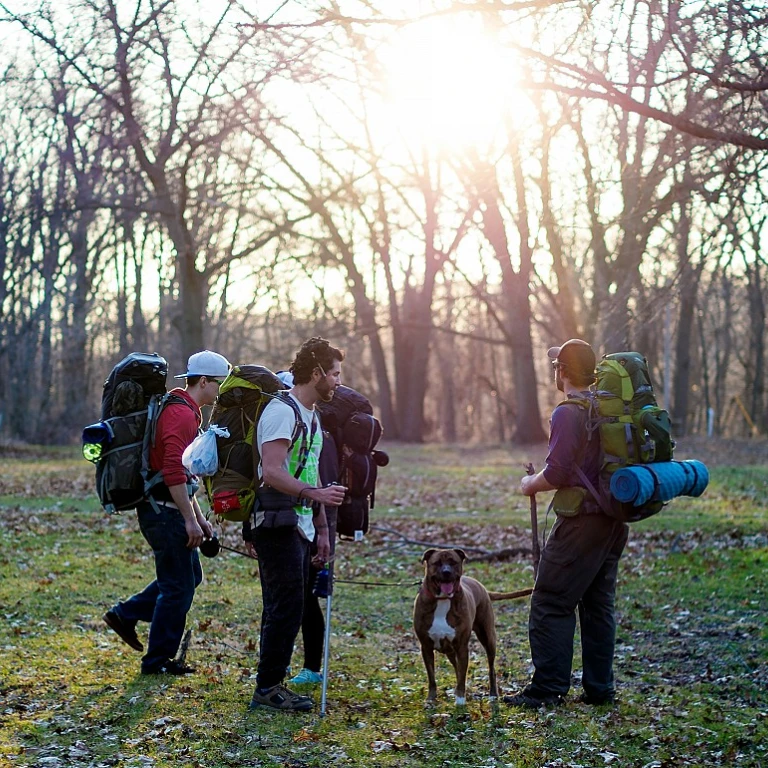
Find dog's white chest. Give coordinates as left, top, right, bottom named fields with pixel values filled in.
left=427, top=599, right=455, bottom=649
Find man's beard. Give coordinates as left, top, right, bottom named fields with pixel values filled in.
left=315, top=379, right=335, bottom=402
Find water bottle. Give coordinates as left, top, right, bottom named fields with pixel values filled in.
left=81, top=422, right=112, bottom=463
left=313, top=565, right=330, bottom=598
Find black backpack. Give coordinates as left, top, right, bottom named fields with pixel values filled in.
left=82, top=353, right=191, bottom=513
left=316, top=385, right=385, bottom=540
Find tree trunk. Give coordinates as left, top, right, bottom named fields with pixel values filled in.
left=60, top=226, right=94, bottom=436
left=391, top=159, right=443, bottom=443
left=354, top=288, right=397, bottom=439
left=671, top=198, right=701, bottom=437
left=745, top=255, right=766, bottom=432
left=394, top=284, right=434, bottom=442
left=473, top=148, right=546, bottom=445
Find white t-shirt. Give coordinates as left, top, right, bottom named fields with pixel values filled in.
left=255, top=393, right=322, bottom=541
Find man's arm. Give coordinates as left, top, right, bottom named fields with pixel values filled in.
left=521, top=471, right=557, bottom=497
left=312, top=503, right=330, bottom=564
left=168, top=484, right=205, bottom=548
left=520, top=404, right=584, bottom=497
left=261, top=440, right=346, bottom=508
left=157, top=401, right=205, bottom=548
left=192, top=495, right=214, bottom=540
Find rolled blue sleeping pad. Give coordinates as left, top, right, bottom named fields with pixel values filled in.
left=610, top=460, right=709, bottom=507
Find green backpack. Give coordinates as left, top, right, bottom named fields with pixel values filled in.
left=203, top=365, right=306, bottom=522
left=563, top=352, right=675, bottom=522
left=593, top=352, right=674, bottom=467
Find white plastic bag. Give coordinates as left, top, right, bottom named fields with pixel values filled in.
left=182, top=425, right=230, bottom=476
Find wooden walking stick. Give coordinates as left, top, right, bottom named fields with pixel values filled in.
left=525, top=463, right=541, bottom=578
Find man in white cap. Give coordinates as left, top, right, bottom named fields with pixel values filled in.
left=104, top=350, right=231, bottom=675
left=505, top=339, right=629, bottom=708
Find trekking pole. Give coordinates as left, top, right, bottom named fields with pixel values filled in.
left=525, top=463, right=541, bottom=578
left=320, top=560, right=334, bottom=717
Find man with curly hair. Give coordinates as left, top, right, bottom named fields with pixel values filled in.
left=247, top=337, right=347, bottom=712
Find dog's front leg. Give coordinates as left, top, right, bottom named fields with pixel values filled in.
left=454, top=642, right=470, bottom=706
left=421, top=644, right=438, bottom=705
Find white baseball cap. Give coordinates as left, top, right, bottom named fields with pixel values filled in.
left=174, top=350, right=231, bottom=379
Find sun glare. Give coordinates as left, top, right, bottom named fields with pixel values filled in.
left=377, top=13, right=524, bottom=151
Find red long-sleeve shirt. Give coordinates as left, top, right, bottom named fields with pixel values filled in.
left=149, top=388, right=201, bottom=488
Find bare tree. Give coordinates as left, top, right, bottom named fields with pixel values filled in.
left=518, top=1, right=768, bottom=150
left=1, top=0, right=319, bottom=358
left=457, top=138, right=546, bottom=444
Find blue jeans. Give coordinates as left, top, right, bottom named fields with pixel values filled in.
left=114, top=501, right=203, bottom=672
left=252, top=525, right=310, bottom=689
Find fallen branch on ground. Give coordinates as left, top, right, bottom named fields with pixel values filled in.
left=369, top=524, right=532, bottom=562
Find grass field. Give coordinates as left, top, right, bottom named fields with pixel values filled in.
left=0, top=439, right=766, bottom=767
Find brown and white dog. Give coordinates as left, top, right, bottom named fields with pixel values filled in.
left=413, top=548, right=533, bottom=705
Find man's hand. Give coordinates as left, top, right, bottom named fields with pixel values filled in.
left=199, top=517, right=214, bottom=540
left=313, top=531, right=331, bottom=565
left=520, top=474, right=537, bottom=497
left=192, top=497, right=214, bottom=539
left=307, top=484, right=346, bottom=507
left=185, top=518, right=205, bottom=549
left=170, top=483, right=205, bottom=548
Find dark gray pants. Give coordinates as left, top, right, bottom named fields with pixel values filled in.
left=252, top=525, right=311, bottom=690
left=527, top=513, right=629, bottom=700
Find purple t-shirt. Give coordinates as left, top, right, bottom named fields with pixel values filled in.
left=542, top=398, right=601, bottom=489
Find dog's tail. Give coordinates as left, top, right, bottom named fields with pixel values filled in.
left=488, top=588, right=533, bottom=601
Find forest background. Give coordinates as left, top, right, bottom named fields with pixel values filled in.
left=1, top=0, right=767, bottom=446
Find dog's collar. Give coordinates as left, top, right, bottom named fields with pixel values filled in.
left=422, top=583, right=462, bottom=600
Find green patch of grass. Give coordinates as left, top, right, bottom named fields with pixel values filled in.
left=0, top=441, right=767, bottom=767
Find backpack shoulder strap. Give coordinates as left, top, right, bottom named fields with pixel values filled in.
left=557, top=396, right=588, bottom=409
left=142, top=392, right=198, bottom=510
left=574, top=465, right=613, bottom=516
left=272, top=391, right=307, bottom=450
left=557, top=393, right=601, bottom=440
left=558, top=394, right=613, bottom=515
left=256, top=392, right=315, bottom=482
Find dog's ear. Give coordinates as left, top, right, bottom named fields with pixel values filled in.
left=454, top=548, right=467, bottom=562
left=422, top=548, right=437, bottom=564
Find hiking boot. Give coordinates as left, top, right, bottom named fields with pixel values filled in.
left=288, top=668, right=323, bottom=685
left=502, top=690, right=564, bottom=709
left=103, top=610, right=143, bottom=652
left=249, top=684, right=314, bottom=712
left=579, top=691, right=615, bottom=706
left=142, top=660, right=196, bottom=676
